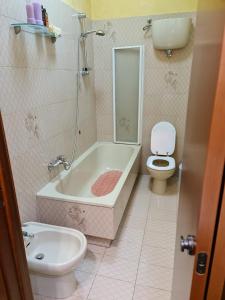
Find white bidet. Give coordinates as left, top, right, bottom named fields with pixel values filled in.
left=23, top=222, right=87, bottom=299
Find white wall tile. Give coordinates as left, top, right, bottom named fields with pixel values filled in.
left=0, top=1, right=97, bottom=222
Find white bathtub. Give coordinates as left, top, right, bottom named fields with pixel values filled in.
left=37, top=142, right=141, bottom=241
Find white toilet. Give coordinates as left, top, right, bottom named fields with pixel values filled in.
left=23, top=222, right=87, bottom=299
left=146, top=121, right=176, bottom=195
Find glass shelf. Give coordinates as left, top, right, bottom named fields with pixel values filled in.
left=11, top=23, right=59, bottom=43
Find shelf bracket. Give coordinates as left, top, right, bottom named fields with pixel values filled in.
left=14, top=26, right=21, bottom=35
left=51, top=36, right=57, bottom=43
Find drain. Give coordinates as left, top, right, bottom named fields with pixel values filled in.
left=35, top=253, right=45, bottom=260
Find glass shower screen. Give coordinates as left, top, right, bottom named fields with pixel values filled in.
left=113, top=46, right=144, bottom=144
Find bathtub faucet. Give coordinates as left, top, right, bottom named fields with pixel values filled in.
left=48, top=155, right=71, bottom=172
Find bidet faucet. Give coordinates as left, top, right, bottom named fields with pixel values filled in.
left=22, top=231, right=34, bottom=239
left=48, top=155, right=71, bottom=172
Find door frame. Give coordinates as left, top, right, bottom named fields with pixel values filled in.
left=190, top=28, right=225, bottom=300
left=0, top=112, right=33, bottom=300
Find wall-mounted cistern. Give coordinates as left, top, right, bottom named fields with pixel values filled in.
left=48, top=155, right=71, bottom=172
left=143, top=17, right=192, bottom=57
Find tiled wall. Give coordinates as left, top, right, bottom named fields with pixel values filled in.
left=0, top=0, right=97, bottom=222
left=93, top=13, right=195, bottom=173
left=0, top=2, right=195, bottom=223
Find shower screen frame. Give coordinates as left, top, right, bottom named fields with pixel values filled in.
left=112, top=45, right=144, bottom=145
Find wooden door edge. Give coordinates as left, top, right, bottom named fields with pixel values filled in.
left=0, top=112, right=33, bottom=300
left=190, top=28, right=225, bottom=300
left=207, top=175, right=225, bottom=299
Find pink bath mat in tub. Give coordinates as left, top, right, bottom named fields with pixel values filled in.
left=91, top=170, right=122, bottom=197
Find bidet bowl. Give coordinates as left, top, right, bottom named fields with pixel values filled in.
left=27, top=230, right=86, bottom=276
left=23, top=222, right=87, bottom=298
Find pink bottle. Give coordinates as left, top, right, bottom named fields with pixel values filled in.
left=32, top=1, right=43, bottom=25
left=26, top=0, right=35, bottom=24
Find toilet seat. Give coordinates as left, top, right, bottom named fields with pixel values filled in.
left=147, top=155, right=175, bottom=171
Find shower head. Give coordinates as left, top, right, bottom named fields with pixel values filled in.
left=81, top=30, right=106, bottom=38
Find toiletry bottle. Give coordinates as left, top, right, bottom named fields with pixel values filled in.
left=42, top=6, right=49, bottom=27
left=41, top=6, right=45, bottom=25
left=45, top=9, right=49, bottom=27
left=26, top=0, right=35, bottom=24
left=32, top=0, right=43, bottom=25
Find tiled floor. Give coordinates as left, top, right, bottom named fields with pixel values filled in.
left=34, top=175, right=179, bottom=300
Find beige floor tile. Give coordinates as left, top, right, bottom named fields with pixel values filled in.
left=149, top=208, right=177, bottom=222
left=122, top=214, right=147, bottom=230
left=77, top=249, right=104, bottom=274
left=150, top=196, right=178, bottom=212
left=73, top=271, right=95, bottom=299
left=61, top=271, right=95, bottom=300
left=88, top=275, right=134, bottom=300
left=127, top=191, right=150, bottom=207
left=88, top=244, right=106, bottom=255
left=105, top=238, right=142, bottom=261
left=116, top=225, right=145, bottom=243
left=134, top=175, right=150, bottom=192
left=133, top=285, right=171, bottom=300
left=140, top=245, right=175, bottom=268
left=98, top=255, right=139, bottom=282
left=143, top=230, right=176, bottom=249
left=125, top=202, right=149, bottom=218
left=136, top=262, right=173, bottom=291
left=145, top=219, right=177, bottom=234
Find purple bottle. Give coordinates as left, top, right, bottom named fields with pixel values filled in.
left=26, top=1, right=35, bottom=24
left=32, top=1, right=43, bottom=25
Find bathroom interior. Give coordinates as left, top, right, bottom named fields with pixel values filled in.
left=0, top=0, right=225, bottom=300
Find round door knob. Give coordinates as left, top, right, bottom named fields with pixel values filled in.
left=180, top=235, right=196, bottom=255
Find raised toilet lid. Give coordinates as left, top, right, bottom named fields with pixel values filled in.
left=151, top=122, right=176, bottom=155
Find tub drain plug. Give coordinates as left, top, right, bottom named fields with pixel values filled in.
left=35, top=253, right=45, bottom=260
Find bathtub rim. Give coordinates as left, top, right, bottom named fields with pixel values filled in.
left=37, top=142, right=141, bottom=208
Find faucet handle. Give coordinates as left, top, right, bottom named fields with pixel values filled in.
left=57, top=155, right=66, bottom=161
left=22, top=231, right=34, bottom=238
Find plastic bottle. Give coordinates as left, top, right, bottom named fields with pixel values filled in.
left=42, top=6, right=49, bottom=27
left=26, top=0, right=35, bottom=24
left=32, top=1, right=43, bottom=25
